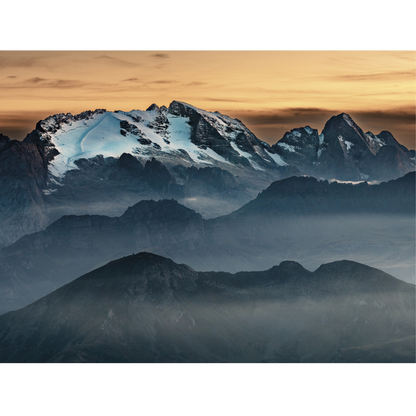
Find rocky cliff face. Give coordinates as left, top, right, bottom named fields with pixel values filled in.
left=272, top=113, right=415, bottom=181
left=0, top=136, right=50, bottom=248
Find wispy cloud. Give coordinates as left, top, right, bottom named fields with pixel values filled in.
left=205, top=97, right=244, bottom=103
left=93, top=54, right=138, bottom=67
left=236, top=107, right=336, bottom=127
left=150, top=53, right=170, bottom=59
left=0, top=110, right=54, bottom=140
left=122, top=77, right=140, bottom=82
left=185, top=81, right=207, bottom=87
left=150, top=80, right=176, bottom=84
left=26, top=77, right=47, bottom=84
left=350, top=107, right=416, bottom=126
left=1, top=77, right=88, bottom=89
left=330, top=71, right=415, bottom=82
left=234, top=106, right=415, bottom=130
left=0, top=56, right=46, bottom=68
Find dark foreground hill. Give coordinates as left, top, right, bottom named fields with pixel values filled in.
left=0, top=253, right=413, bottom=363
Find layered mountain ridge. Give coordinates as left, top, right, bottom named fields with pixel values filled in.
left=0, top=172, right=413, bottom=315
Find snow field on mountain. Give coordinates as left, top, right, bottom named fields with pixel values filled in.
left=47, top=108, right=237, bottom=177
left=265, top=150, right=288, bottom=166
left=230, top=141, right=264, bottom=170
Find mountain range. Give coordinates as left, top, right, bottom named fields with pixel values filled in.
left=0, top=172, right=414, bottom=315
left=0, top=252, right=413, bottom=363
left=0, top=101, right=414, bottom=363
left=0, top=101, right=414, bottom=248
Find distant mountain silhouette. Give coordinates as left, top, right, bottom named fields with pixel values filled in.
left=0, top=173, right=414, bottom=314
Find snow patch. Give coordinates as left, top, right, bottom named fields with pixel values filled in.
left=338, top=135, right=354, bottom=153
left=317, top=133, right=325, bottom=158
left=344, top=141, right=354, bottom=151
left=230, top=141, right=264, bottom=170
left=366, top=133, right=385, bottom=148
left=42, top=189, right=57, bottom=195
left=342, top=113, right=355, bottom=127
left=291, top=130, right=302, bottom=138
left=304, top=126, right=314, bottom=135
left=277, top=142, right=296, bottom=152
left=265, top=150, right=288, bottom=166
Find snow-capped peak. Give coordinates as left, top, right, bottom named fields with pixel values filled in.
left=29, top=102, right=285, bottom=179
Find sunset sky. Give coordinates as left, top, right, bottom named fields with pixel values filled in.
left=0, top=50, right=415, bottom=149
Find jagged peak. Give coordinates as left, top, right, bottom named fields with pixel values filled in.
left=146, top=103, right=160, bottom=112
left=36, top=109, right=107, bottom=134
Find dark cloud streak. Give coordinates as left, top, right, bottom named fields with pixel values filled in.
left=205, top=97, right=244, bottom=103
left=150, top=80, right=176, bottom=84
left=330, top=71, right=415, bottom=82
left=93, top=54, right=139, bottom=67
left=0, top=56, right=45, bottom=68
left=150, top=53, right=170, bottom=59
left=2, top=78, right=88, bottom=89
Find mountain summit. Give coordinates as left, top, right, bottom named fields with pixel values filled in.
left=27, top=101, right=283, bottom=178
left=271, top=112, right=414, bottom=181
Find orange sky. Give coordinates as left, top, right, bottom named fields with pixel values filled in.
left=0, top=51, right=415, bottom=148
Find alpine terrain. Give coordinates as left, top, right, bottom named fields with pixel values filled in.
left=0, top=101, right=414, bottom=248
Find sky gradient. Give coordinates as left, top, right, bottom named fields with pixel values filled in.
left=0, top=51, right=414, bottom=149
